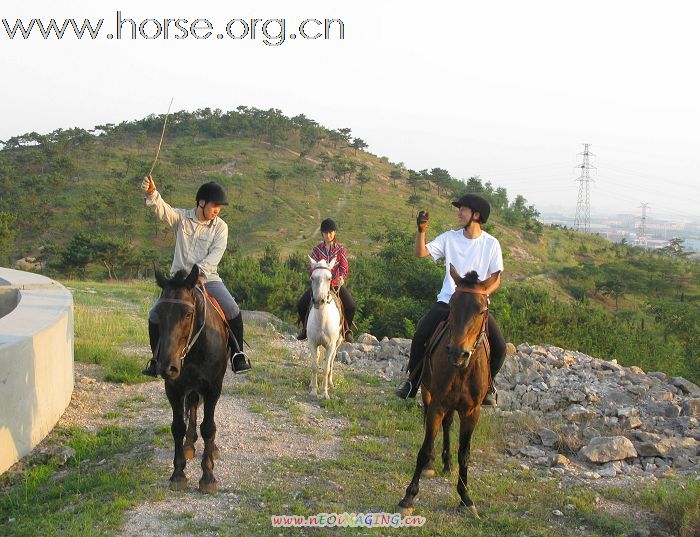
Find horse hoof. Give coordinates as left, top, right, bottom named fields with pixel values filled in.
left=183, top=445, right=195, bottom=460
left=199, top=480, right=218, bottom=494
left=421, top=468, right=437, bottom=478
left=398, top=505, right=414, bottom=517
left=460, top=504, right=480, bottom=519
left=169, top=478, right=188, bottom=491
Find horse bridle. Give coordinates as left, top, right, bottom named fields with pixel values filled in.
left=448, top=287, right=490, bottom=369
left=156, top=285, right=208, bottom=365
left=310, top=265, right=334, bottom=308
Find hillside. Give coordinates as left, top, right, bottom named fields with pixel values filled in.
left=0, top=107, right=698, bottom=382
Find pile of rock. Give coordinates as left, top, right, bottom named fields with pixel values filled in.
left=301, top=333, right=699, bottom=482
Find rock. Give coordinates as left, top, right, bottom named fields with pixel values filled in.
left=681, top=398, right=700, bottom=418
left=648, top=372, right=667, bottom=381
left=669, top=377, right=700, bottom=396
left=336, top=351, right=351, bottom=365
left=622, top=416, right=643, bottom=429
left=537, top=428, right=560, bottom=447
left=563, top=405, right=594, bottom=423
left=601, top=360, right=623, bottom=372
left=597, top=464, right=618, bottom=478
left=356, top=333, right=379, bottom=346
left=505, top=342, right=517, bottom=355
left=579, top=436, right=637, bottom=463
left=646, top=401, right=682, bottom=418
left=550, top=454, right=570, bottom=467
left=520, top=446, right=547, bottom=458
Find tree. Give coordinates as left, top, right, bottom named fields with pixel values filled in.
left=356, top=170, right=371, bottom=195
left=429, top=168, right=451, bottom=197
left=0, top=211, right=16, bottom=262
left=406, top=170, right=423, bottom=195
left=658, top=238, right=691, bottom=258
left=389, top=169, right=403, bottom=187
left=351, top=137, right=368, bottom=153
left=407, top=194, right=422, bottom=218
left=265, top=168, right=283, bottom=194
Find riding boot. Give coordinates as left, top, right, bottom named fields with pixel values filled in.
left=395, top=363, right=422, bottom=399
left=142, top=321, right=160, bottom=377
left=343, top=320, right=354, bottom=343
left=228, top=313, right=251, bottom=374
left=483, top=320, right=507, bottom=406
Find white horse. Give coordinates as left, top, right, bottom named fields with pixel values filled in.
left=306, top=256, right=343, bottom=400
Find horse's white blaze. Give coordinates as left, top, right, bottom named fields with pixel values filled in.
left=307, top=259, right=342, bottom=400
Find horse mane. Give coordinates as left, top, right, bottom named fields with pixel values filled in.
left=456, top=270, right=480, bottom=288
left=166, top=269, right=191, bottom=288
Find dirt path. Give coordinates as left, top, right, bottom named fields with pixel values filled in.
left=59, top=335, right=344, bottom=536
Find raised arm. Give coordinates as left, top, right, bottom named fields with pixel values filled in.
left=141, top=175, right=183, bottom=228
left=414, top=210, right=431, bottom=258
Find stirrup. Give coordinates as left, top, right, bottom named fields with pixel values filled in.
left=482, top=385, right=498, bottom=407
left=231, top=352, right=252, bottom=374
left=395, top=380, right=414, bottom=400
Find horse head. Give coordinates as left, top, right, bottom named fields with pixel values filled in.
left=154, top=264, right=200, bottom=380
left=446, top=264, right=494, bottom=369
left=308, top=256, right=336, bottom=307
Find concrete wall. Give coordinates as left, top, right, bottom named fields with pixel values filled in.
left=0, top=268, right=74, bottom=475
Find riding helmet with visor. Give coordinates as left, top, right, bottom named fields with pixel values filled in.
left=196, top=182, right=229, bottom=206
left=451, top=194, right=491, bottom=223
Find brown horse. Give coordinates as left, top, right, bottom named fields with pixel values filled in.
left=154, top=264, right=229, bottom=493
left=399, top=265, right=497, bottom=517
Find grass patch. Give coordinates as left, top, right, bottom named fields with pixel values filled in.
left=0, top=426, right=165, bottom=537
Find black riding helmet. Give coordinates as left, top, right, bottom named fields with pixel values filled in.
left=196, top=182, right=229, bottom=206
left=320, top=218, right=338, bottom=233
left=452, top=194, right=491, bottom=223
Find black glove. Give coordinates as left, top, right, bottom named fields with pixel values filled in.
left=416, top=211, right=430, bottom=233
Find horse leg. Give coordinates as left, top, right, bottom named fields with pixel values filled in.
left=399, top=406, right=443, bottom=515
left=441, top=409, right=455, bottom=474
left=309, top=345, right=320, bottom=397
left=183, top=392, right=199, bottom=461
left=456, top=407, right=481, bottom=518
left=166, top=388, right=188, bottom=490
left=198, top=387, right=221, bottom=494
left=419, top=389, right=437, bottom=478
left=320, top=343, right=336, bottom=400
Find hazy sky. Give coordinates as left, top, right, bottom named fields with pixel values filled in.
left=2, top=0, right=699, bottom=221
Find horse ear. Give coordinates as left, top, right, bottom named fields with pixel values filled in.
left=155, top=266, right=168, bottom=289
left=449, top=263, right=462, bottom=286
left=308, top=255, right=316, bottom=266
left=328, top=258, right=337, bottom=269
left=185, top=264, right=200, bottom=289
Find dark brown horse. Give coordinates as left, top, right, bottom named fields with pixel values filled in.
left=399, top=265, right=497, bottom=517
left=154, top=264, right=229, bottom=493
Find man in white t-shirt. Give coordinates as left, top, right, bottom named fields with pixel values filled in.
left=395, top=194, right=507, bottom=405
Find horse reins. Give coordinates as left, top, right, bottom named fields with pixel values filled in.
left=450, top=287, right=491, bottom=369
left=157, top=285, right=208, bottom=366
left=310, top=265, right=335, bottom=308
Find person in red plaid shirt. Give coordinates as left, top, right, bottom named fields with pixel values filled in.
left=296, top=218, right=357, bottom=342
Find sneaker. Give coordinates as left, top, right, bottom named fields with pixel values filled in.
left=142, top=359, right=158, bottom=377
left=231, top=352, right=252, bottom=374
left=482, top=385, right=498, bottom=406
left=395, top=380, right=415, bottom=399
left=296, top=328, right=307, bottom=341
